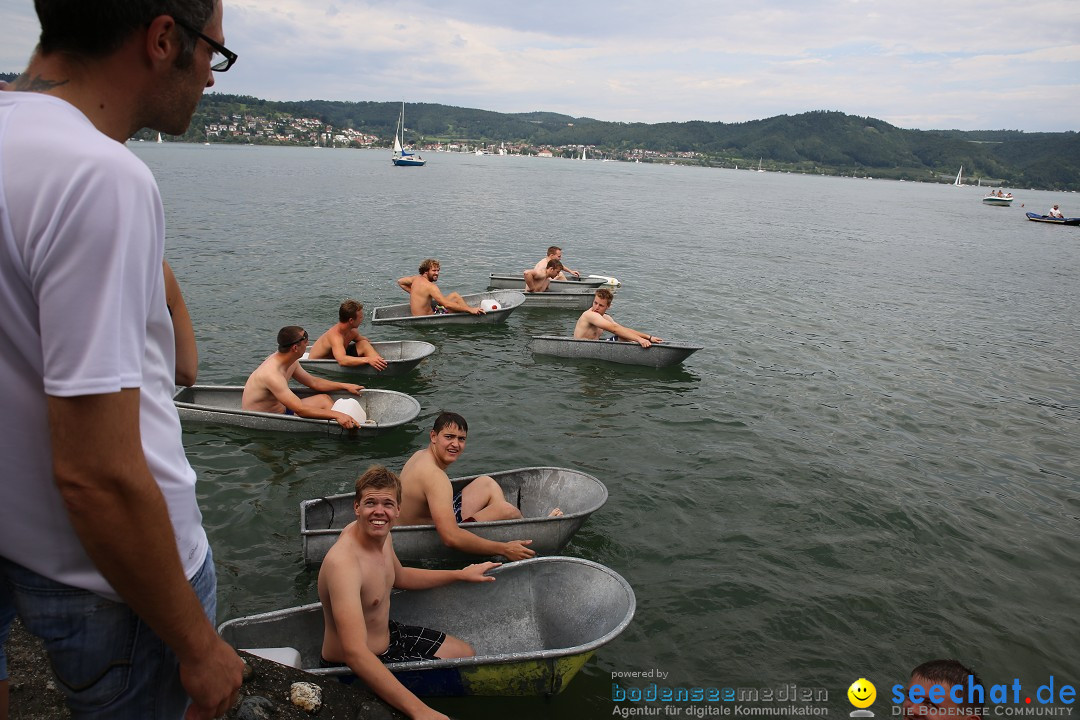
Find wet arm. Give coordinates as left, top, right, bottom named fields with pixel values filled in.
left=325, top=563, right=440, bottom=719
left=394, top=555, right=499, bottom=591
left=427, top=485, right=532, bottom=558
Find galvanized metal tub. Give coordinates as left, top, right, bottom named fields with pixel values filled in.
left=371, top=291, right=525, bottom=326
left=517, top=290, right=597, bottom=309
left=172, top=385, right=421, bottom=435
left=487, top=273, right=607, bottom=292
left=301, top=466, right=607, bottom=565
left=530, top=336, right=703, bottom=368
left=218, top=556, right=635, bottom=696
left=300, top=340, right=436, bottom=377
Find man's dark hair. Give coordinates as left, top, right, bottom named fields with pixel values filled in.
left=546, top=246, right=561, bottom=256
left=595, top=288, right=614, bottom=303
left=35, top=0, right=214, bottom=63
left=354, top=465, right=401, bottom=504
left=339, top=299, right=362, bottom=323
left=546, top=259, right=563, bottom=271
left=419, top=258, right=440, bottom=274
left=432, top=411, right=467, bottom=435
left=911, top=659, right=985, bottom=710
left=277, top=325, right=306, bottom=351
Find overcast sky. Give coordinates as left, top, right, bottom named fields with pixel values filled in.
left=3, top=0, right=1078, bottom=132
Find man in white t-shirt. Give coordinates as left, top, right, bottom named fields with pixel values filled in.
left=0, top=1, right=243, bottom=718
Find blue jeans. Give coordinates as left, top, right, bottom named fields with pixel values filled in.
left=0, top=547, right=216, bottom=720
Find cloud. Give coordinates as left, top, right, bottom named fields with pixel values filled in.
left=2, top=0, right=1078, bottom=131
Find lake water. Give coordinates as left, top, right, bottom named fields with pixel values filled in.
left=132, top=143, right=1079, bottom=718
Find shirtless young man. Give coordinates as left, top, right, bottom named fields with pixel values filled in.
left=396, top=259, right=484, bottom=317
left=319, top=466, right=498, bottom=720
left=534, top=245, right=580, bottom=279
left=241, top=325, right=364, bottom=428
left=308, top=299, right=389, bottom=371
left=399, top=412, right=554, bottom=561
left=573, top=289, right=664, bottom=348
left=523, top=259, right=564, bottom=292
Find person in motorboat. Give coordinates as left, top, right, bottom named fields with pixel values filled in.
left=318, top=465, right=498, bottom=720
left=1048, top=204, right=1064, bottom=218
left=534, top=245, right=581, bottom=279
left=523, top=258, right=564, bottom=292
left=241, top=326, right=363, bottom=428
left=308, top=299, right=388, bottom=371
left=573, top=289, right=664, bottom=348
left=397, top=258, right=485, bottom=316
left=398, top=412, right=558, bottom=560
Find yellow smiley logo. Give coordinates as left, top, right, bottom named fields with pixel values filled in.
left=848, top=678, right=877, bottom=708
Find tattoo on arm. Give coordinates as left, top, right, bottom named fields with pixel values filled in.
left=13, top=74, right=69, bottom=92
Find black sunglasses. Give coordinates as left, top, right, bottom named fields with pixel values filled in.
left=174, top=18, right=237, bottom=72
left=279, top=331, right=308, bottom=350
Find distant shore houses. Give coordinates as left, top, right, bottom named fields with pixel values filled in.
left=203, top=113, right=378, bottom=147
left=186, top=111, right=689, bottom=162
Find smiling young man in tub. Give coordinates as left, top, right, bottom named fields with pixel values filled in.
left=319, top=465, right=498, bottom=720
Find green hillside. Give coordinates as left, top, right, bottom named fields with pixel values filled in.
left=2, top=72, right=1075, bottom=190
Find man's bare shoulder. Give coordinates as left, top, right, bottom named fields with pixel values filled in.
left=307, top=329, right=335, bottom=357
left=247, top=355, right=279, bottom=383
left=321, top=537, right=358, bottom=581
left=401, top=448, right=440, bottom=481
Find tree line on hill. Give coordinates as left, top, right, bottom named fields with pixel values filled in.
left=2, top=72, right=1075, bottom=191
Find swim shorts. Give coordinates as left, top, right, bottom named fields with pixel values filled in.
left=430, top=300, right=449, bottom=315
left=318, top=621, right=447, bottom=667
left=284, top=407, right=295, bottom=416
left=452, top=492, right=476, bottom=524
left=344, top=342, right=359, bottom=357
left=378, top=620, right=446, bottom=663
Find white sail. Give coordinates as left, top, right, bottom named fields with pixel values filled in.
left=954, top=166, right=963, bottom=186
left=391, top=102, right=425, bottom=166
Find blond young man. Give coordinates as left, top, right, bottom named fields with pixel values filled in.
left=573, top=289, right=664, bottom=348
left=318, top=466, right=498, bottom=720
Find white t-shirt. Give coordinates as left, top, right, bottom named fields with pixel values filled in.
left=0, top=92, right=207, bottom=600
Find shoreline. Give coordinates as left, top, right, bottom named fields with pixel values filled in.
left=5, top=618, right=405, bottom=719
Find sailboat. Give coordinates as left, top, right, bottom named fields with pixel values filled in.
left=757, top=158, right=764, bottom=173
left=953, top=166, right=963, bottom=186
left=391, top=103, right=425, bottom=167
left=156, top=132, right=163, bottom=144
